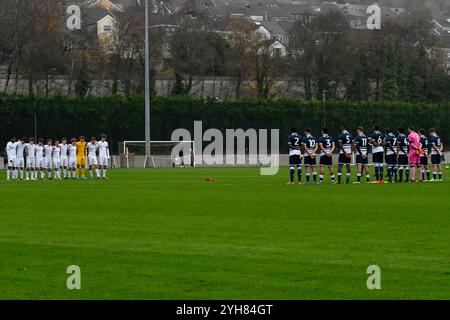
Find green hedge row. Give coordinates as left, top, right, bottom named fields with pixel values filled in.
left=0, top=95, right=448, bottom=153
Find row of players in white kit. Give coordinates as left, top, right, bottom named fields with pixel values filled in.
left=5, top=136, right=110, bottom=180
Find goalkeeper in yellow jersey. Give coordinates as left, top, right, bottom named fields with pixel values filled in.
left=76, top=136, right=87, bottom=180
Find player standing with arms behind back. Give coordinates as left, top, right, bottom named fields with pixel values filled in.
left=98, top=134, right=110, bottom=179
left=302, top=128, right=318, bottom=184
left=429, top=128, right=443, bottom=181
left=354, top=127, right=370, bottom=184
left=337, top=126, right=353, bottom=184
left=318, top=128, right=336, bottom=184
left=385, top=129, right=398, bottom=183
left=396, top=128, right=410, bottom=182
left=419, top=129, right=431, bottom=181
left=287, top=128, right=303, bottom=185
left=407, top=126, right=421, bottom=182
left=371, top=126, right=385, bottom=183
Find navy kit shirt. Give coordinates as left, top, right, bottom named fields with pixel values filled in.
left=318, top=134, right=334, bottom=156
left=288, top=133, right=302, bottom=156
left=354, top=134, right=369, bottom=156
left=338, top=131, right=353, bottom=154
left=397, top=134, right=409, bottom=155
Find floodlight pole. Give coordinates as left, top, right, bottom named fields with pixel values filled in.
left=144, top=0, right=151, bottom=158
left=322, top=89, right=326, bottom=128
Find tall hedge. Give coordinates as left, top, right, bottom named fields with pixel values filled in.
left=0, top=94, right=448, bottom=153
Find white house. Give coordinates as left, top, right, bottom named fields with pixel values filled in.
left=259, top=39, right=288, bottom=57
left=255, top=21, right=288, bottom=45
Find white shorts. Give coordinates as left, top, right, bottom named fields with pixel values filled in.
left=53, top=159, right=61, bottom=168
left=7, top=157, right=17, bottom=167
left=61, top=157, right=68, bottom=167
left=27, top=157, right=36, bottom=168
left=88, top=156, right=98, bottom=166
left=99, top=156, right=108, bottom=166
left=69, top=158, right=77, bottom=168
left=36, top=158, right=44, bottom=168
left=44, top=158, right=53, bottom=169
left=16, top=158, right=25, bottom=168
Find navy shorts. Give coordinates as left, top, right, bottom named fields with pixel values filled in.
left=320, top=155, right=332, bottom=167
left=289, top=154, right=302, bottom=166
left=372, top=152, right=384, bottom=164
left=431, top=154, right=442, bottom=165
left=304, top=156, right=317, bottom=166
left=386, top=154, right=397, bottom=166
left=338, top=153, right=351, bottom=164
left=398, top=154, right=409, bottom=166
left=356, top=155, right=368, bottom=165
left=420, top=156, right=428, bottom=166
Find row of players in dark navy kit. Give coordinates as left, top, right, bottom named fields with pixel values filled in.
left=287, top=126, right=445, bottom=185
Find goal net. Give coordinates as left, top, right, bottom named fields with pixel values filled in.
left=120, top=141, right=196, bottom=168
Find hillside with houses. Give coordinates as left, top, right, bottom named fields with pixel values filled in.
left=1, top=0, right=450, bottom=100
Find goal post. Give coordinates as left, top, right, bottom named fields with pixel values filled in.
left=121, top=141, right=196, bottom=168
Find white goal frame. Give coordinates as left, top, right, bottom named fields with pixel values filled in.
left=122, top=140, right=196, bottom=168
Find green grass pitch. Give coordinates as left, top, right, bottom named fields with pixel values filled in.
left=0, top=167, right=449, bottom=300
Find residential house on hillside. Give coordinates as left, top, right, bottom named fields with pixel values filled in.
left=78, top=6, right=119, bottom=52
left=430, top=18, right=450, bottom=75
left=433, top=17, right=450, bottom=36
left=82, top=0, right=124, bottom=12
left=256, top=21, right=289, bottom=45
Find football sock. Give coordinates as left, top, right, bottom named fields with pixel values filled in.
left=439, top=172, right=442, bottom=180
left=331, top=175, right=335, bottom=184
left=96, top=169, right=100, bottom=177
left=366, top=174, right=370, bottom=182
left=337, top=173, right=342, bottom=183
left=399, top=168, right=404, bottom=182
left=346, top=173, right=351, bottom=183
left=289, top=167, right=294, bottom=183
left=433, top=172, right=437, bottom=180
left=357, top=173, right=361, bottom=182
left=319, top=175, right=323, bottom=183
left=379, top=166, right=384, bottom=180
left=410, top=167, right=415, bottom=181
left=306, top=173, right=310, bottom=183
left=82, top=168, right=86, bottom=177
left=89, top=169, right=93, bottom=178
left=405, top=168, right=410, bottom=181
left=313, top=173, right=317, bottom=183
left=375, top=167, right=379, bottom=181
left=297, top=166, right=302, bottom=182
left=103, top=169, right=107, bottom=178
left=7, top=169, right=10, bottom=180
left=20, top=170, right=23, bottom=179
